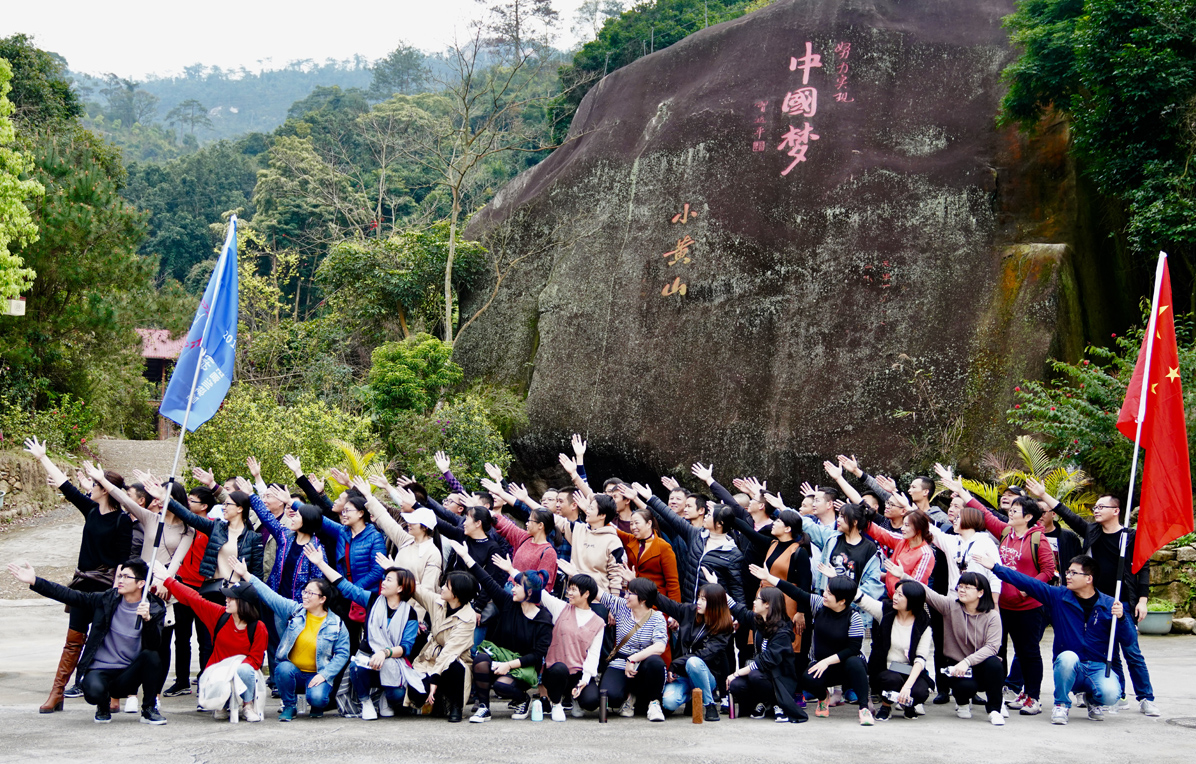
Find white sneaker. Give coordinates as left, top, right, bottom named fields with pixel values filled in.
left=989, top=710, right=1005, bottom=726
left=551, top=702, right=566, bottom=722
left=913, top=703, right=926, bottom=716
left=571, top=703, right=585, bottom=718
left=1051, top=704, right=1069, bottom=725
left=1019, top=698, right=1042, bottom=716
left=242, top=703, right=262, bottom=723
left=124, top=697, right=139, bottom=714
left=361, top=698, right=378, bottom=721
left=955, top=701, right=972, bottom=719
left=469, top=706, right=492, bottom=723
left=620, top=695, right=636, bottom=718
left=378, top=695, right=394, bottom=717
left=1001, top=705, right=1010, bottom=718
left=1141, top=699, right=1161, bottom=717
left=647, top=700, right=665, bottom=722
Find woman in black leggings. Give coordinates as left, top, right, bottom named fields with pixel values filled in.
left=726, top=585, right=806, bottom=723
left=751, top=563, right=873, bottom=725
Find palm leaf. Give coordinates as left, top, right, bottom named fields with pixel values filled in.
left=961, top=478, right=1001, bottom=508
left=1014, top=435, right=1053, bottom=478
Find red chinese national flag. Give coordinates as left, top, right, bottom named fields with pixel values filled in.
left=1116, top=257, right=1194, bottom=572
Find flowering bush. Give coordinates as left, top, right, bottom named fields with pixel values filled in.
left=0, top=391, right=97, bottom=453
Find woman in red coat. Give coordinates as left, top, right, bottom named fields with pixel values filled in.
left=616, top=506, right=681, bottom=603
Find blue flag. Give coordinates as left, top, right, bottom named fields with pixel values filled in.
left=160, top=216, right=239, bottom=432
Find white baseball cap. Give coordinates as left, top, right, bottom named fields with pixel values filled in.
left=401, top=507, right=437, bottom=530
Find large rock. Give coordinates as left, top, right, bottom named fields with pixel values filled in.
left=456, top=0, right=1126, bottom=489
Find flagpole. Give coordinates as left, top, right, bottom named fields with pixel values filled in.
left=142, top=215, right=236, bottom=611
left=1106, top=250, right=1167, bottom=676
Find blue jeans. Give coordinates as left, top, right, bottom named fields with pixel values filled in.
left=1053, top=652, right=1122, bottom=708
left=349, top=662, right=406, bottom=706
left=661, top=656, right=716, bottom=710
left=235, top=664, right=258, bottom=702
left=275, top=661, right=332, bottom=711
left=1111, top=615, right=1155, bottom=701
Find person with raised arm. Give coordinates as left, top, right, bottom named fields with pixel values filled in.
left=8, top=558, right=166, bottom=724
left=947, top=474, right=1054, bottom=716
left=549, top=487, right=625, bottom=597
left=24, top=437, right=135, bottom=713
left=404, top=566, right=478, bottom=722
left=517, top=564, right=604, bottom=722
left=563, top=558, right=668, bottom=722
left=749, top=564, right=872, bottom=725
left=724, top=579, right=807, bottom=724
left=729, top=507, right=811, bottom=647
left=236, top=478, right=326, bottom=602
left=441, top=539, right=553, bottom=723
left=1024, top=478, right=1158, bottom=716
left=849, top=561, right=933, bottom=721
left=864, top=499, right=936, bottom=596
left=301, top=544, right=419, bottom=721
left=643, top=470, right=743, bottom=605
left=617, top=485, right=682, bottom=603
left=361, top=478, right=443, bottom=601
left=154, top=562, right=268, bottom=722
left=84, top=462, right=195, bottom=714
left=971, top=549, right=1134, bottom=725
left=230, top=555, right=348, bottom=721
left=800, top=502, right=883, bottom=598
left=650, top=573, right=734, bottom=722
left=837, top=455, right=950, bottom=530
left=482, top=479, right=559, bottom=590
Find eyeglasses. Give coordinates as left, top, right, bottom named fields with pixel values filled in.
left=1064, top=569, right=1090, bottom=578
left=1092, top=504, right=1118, bottom=511
left=115, top=574, right=139, bottom=582
left=955, top=584, right=977, bottom=592
left=301, top=589, right=321, bottom=597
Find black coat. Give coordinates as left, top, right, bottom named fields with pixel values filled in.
left=655, top=594, right=732, bottom=686
left=32, top=577, right=165, bottom=672
left=729, top=597, right=806, bottom=721
left=170, top=498, right=263, bottom=581
left=647, top=496, right=744, bottom=604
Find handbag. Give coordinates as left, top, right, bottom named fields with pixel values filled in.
left=64, top=566, right=114, bottom=613
left=605, top=611, right=653, bottom=665
left=476, top=640, right=539, bottom=687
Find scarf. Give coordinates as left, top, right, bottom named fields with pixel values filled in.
left=364, top=596, right=422, bottom=690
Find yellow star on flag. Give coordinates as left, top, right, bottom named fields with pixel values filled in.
left=1152, top=383, right=1158, bottom=395
left=1167, top=366, right=1181, bottom=382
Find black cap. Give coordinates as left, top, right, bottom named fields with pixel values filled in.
left=1002, top=485, right=1027, bottom=497
left=219, top=580, right=253, bottom=599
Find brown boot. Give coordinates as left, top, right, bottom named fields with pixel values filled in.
left=40, top=629, right=86, bottom=713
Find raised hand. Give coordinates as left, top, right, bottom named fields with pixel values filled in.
left=192, top=465, right=217, bottom=488
left=631, top=482, right=652, bottom=501
left=1024, top=476, right=1047, bottom=500
left=75, top=469, right=94, bottom=493
left=833, top=499, right=845, bottom=512
left=134, top=471, right=166, bottom=500
left=883, top=558, right=906, bottom=579
left=350, top=476, right=373, bottom=497
left=396, top=475, right=416, bottom=488
left=800, top=481, right=816, bottom=498
left=375, top=551, right=396, bottom=569
left=6, top=560, right=35, bottom=584
left=480, top=477, right=504, bottom=496
left=660, top=475, right=680, bottom=492
left=556, top=559, right=578, bottom=578
left=328, top=467, right=352, bottom=487
left=558, top=453, right=578, bottom=476
left=246, top=456, right=262, bottom=479
left=763, top=492, right=785, bottom=510
left=233, top=476, right=253, bottom=495
left=491, top=554, right=517, bottom=576
left=484, top=462, right=503, bottom=482
left=282, top=454, right=303, bottom=478
left=82, top=461, right=105, bottom=482
left=748, top=563, right=772, bottom=581
left=392, top=484, right=416, bottom=510
left=302, top=543, right=325, bottom=566
left=571, top=434, right=586, bottom=461
left=822, top=460, right=843, bottom=481
left=691, top=462, right=714, bottom=485
left=817, top=562, right=838, bottom=580
left=700, top=566, right=719, bottom=585
left=307, top=475, right=325, bottom=495
left=267, top=485, right=292, bottom=508
left=509, top=483, right=533, bottom=505
left=229, top=556, right=249, bottom=580
left=837, top=454, right=862, bottom=477
left=969, top=549, right=998, bottom=570
left=23, top=437, right=47, bottom=460
left=434, top=451, right=452, bottom=473
left=369, top=474, right=392, bottom=490
left=617, top=483, right=638, bottom=503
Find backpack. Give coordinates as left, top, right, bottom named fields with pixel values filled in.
left=999, top=527, right=1043, bottom=574
left=212, top=612, right=260, bottom=657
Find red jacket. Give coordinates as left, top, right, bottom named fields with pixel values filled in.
left=164, top=577, right=267, bottom=670
left=970, top=499, right=1056, bottom=611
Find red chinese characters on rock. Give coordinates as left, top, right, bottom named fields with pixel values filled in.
left=833, top=41, right=854, bottom=103
left=777, top=41, right=824, bottom=176
left=750, top=99, right=769, bottom=152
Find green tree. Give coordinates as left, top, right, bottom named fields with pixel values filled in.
left=317, top=221, right=487, bottom=342
left=366, top=333, right=464, bottom=416
left=0, top=58, right=42, bottom=300
left=0, top=35, right=83, bottom=125
left=165, top=98, right=213, bottom=134
left=383, top=394, right=514, bottom=491
left=369, top=43, right=430, bottom=99
left=100, top=74, right=160, bottom=126
left=999, top=0, right=1196, bottom=304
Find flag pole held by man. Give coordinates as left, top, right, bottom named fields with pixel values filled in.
left=1110, top=251, right=1194, bottom=668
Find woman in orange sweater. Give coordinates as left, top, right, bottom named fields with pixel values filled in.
left=616, top=505, right=681, bottom=604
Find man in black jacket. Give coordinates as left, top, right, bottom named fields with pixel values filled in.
left=1026, top=479, right=1159, bottom=717
left=8, top=558, right=168, bottom=725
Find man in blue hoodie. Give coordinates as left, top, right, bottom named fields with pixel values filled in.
left=972, top=550, right=1134, bottom=725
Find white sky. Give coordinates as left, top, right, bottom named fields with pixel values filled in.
left=3, top=0, right=592, bottom=79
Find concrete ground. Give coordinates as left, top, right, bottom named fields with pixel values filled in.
left=1, top=503, right=1193, bottom=763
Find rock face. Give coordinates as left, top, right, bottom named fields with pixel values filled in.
left=456, top=0, right=1126, bottom=488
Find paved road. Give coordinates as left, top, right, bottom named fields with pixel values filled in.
left=0, top=505, right=1193, bottom=763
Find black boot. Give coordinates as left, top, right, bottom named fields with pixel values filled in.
left=447, top=702, right=463, bottom=723
left=704, top=703, right=720, bottom=722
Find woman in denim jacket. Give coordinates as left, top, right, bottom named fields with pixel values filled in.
left=231, top=557, right=349, bottom=721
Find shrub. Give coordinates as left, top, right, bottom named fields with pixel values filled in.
left=0, top=390, right=97, bottom=453
left=185, top=384, right=373, bottom=485
left=384, top=395, right=512, bottom=492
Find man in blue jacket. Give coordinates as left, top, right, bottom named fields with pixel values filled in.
left=972, top=550, right=1134, bottom=725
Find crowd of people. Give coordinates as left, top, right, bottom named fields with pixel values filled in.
left=8, top=433, right=1164, bottom=729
